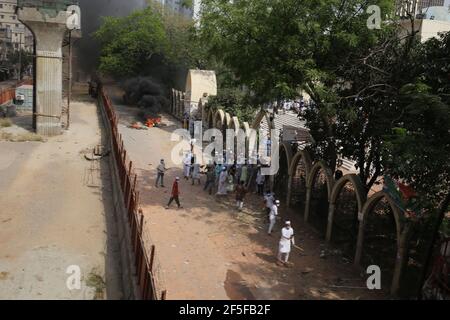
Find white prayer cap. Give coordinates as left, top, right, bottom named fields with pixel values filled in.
left=285, top=221, right=291, bottom=225
left=275, top=200, right=280, bottom=205
left=176, top=177, right=180, bottom=180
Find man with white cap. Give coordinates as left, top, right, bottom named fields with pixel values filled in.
left=268, top=199, right=280, bottom=235
left=278, top=221, right=295, bottom=265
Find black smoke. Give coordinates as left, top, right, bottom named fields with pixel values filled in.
left=122, top=77, right=169, bottom=118
left=76, top=0, right=147, bottom=74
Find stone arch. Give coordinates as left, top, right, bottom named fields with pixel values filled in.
left=185, top=70, right=217, bottom=109
left=230, top=116, right=240, bottom=133
left=207, top=107, right=215, bottom=129
left=307, top=161, right=334, bottom=198
left=239, top=122, right=252, bottom=161
left=171, top=89, right=176, bottom=114
left=326, top=174, right=367, bottom=250
left=355, top=191, right=406, bottom=295
left=274, top=142, right=293, bottom=197
left=304, top=161, right=335, bottom=233
left=214, top=109, right=225, bottom=129
left=198, top=97, right=208, bottom=123
left=286, top=150, right=312, bottom=208
left=252, top=109, right=274, bottom=131
left=224, top=112, right=232, bottom=128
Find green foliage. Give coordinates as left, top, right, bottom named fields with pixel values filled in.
left=94, top=3, right=204, bottom=78
left=94, top=8, right=168, bottom=77
left=206, top=87, right=258, bottom=122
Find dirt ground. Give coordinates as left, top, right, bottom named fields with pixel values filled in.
left=0, top=87, right=122, bottom=299
left=105, top=86, right=389, bottom=300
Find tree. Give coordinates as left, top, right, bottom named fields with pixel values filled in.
left=94, top=7, right=168, bottom=77
left=199, top=0, right=395, bottom=172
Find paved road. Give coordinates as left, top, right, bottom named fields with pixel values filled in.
left=0, top=93, right=122, bottom=299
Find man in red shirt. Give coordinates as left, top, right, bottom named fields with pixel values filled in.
left=166, top=177, right=182, bottom=209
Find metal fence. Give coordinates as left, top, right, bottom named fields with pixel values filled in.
left=0, top=80, right=33, bottom=105
left=17, top=0, right=79, bottom=11
left=99, top=87, right=167, bottom=300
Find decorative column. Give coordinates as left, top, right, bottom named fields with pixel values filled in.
left=18, top=6, right=71, bottom=136
left=325, top=203, right=335, bottom=243
left=286, top=175, right=293, bottom=208
left=304, top=187, right=312, bottom=222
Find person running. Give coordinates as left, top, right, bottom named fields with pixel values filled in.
left=235, top=181, right=248, bottom=211
left=155, top=159, right=167, bottom=188
left=166, top=177, right=182, bottom=209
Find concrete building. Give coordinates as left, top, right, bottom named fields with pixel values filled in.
left=0, top=0, right=33, bottom=51
left=396, top=0, right=446, bottom=17
left=399, top=5, right=450, bottom=42
left=156, top=0, right=201, bottom=20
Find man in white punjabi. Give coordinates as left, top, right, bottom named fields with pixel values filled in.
left=268, top=199, right=280, bottom=235
left=277, top=221, right=295, bottom=266
left=183, top=153, right=192, bottom=181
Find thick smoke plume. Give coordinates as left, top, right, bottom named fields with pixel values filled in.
left=76, top=0, right=147, bottom=73
left=123, top=77, right=169, bottom=118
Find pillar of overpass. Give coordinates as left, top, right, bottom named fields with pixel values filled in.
left=17, top=6, right=70, bottom=136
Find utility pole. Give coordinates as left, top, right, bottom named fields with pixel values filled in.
left=66, top=30, right=72, bottom=130
left=18, top=37, right=22, bottom=82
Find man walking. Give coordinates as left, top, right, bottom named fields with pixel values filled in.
left=268, top=200, right=280, bottom=235
left=264, top=192, right=275, bottom=215
left=204, top=165, right=215, bottom=195
left=277, top=221, right=295, bottom=266
left=216, top=167, right=228, bottom=196
left=240, top=163, right=248, bottom=186
left=155, top=159, right=166, bottom=188
left=183, top=153, right=191, bottom=181
left=166, top=177, right=182, bottom=209
left=235, top=181, right=248, bottom=211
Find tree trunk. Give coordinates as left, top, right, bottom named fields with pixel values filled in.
left=417, top=191, right=450, bottom=299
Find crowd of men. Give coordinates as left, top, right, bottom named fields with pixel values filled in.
left=156, top=150, right=296, bottom=267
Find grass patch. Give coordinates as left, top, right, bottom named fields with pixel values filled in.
left=0, top=132, right=44, bottom=142
left=13, top=133, right=44, bottom=142
left=0, top=119, right=12, bottom=128
left=0, top=132, right=13, bottom=141
left=86, top=272, right=106, bottom=300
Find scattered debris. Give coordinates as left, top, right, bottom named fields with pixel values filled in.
left=302, top=267, right=314, bottom=274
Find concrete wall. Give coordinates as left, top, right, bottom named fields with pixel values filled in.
left=97, top=93, right=141, bottom=300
